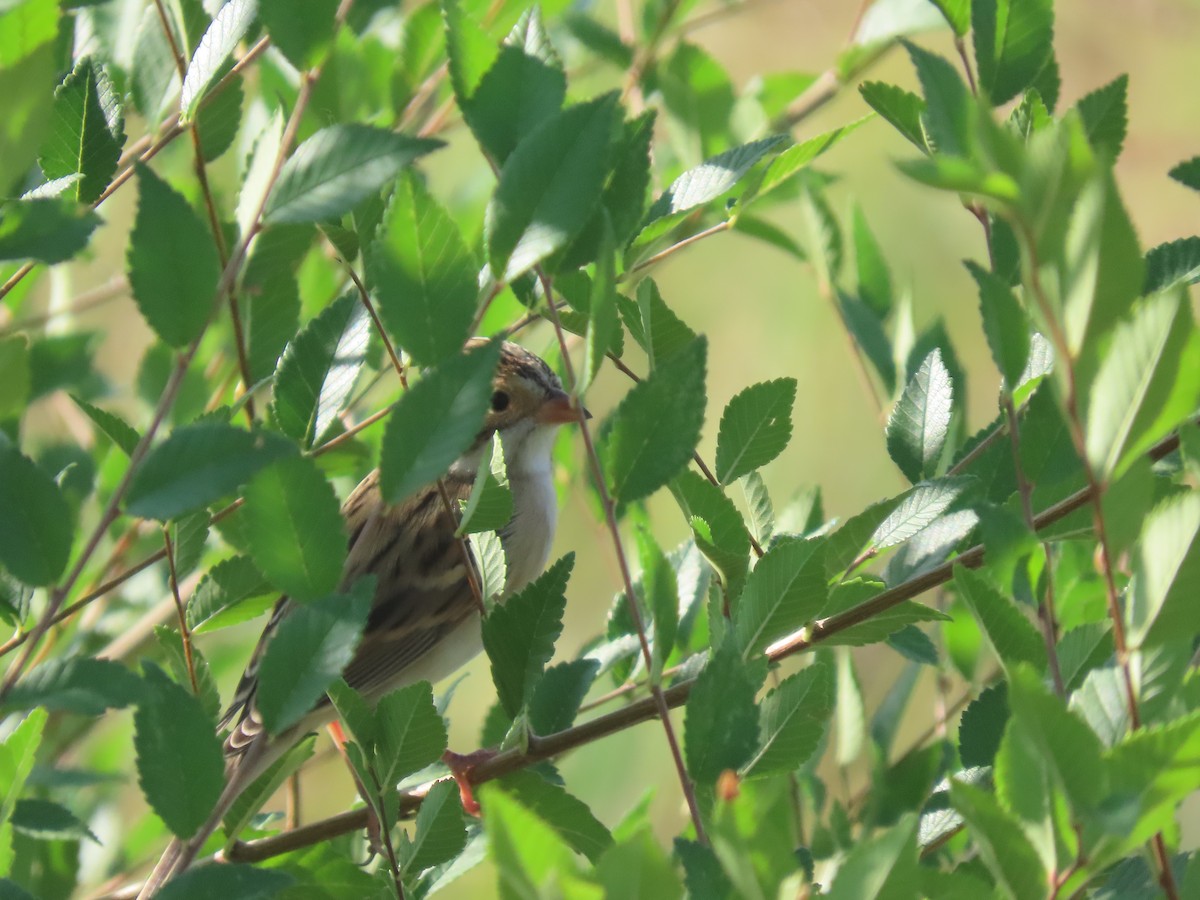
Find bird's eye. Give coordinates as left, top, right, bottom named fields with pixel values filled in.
left=490, top=390, right=510, bottom=412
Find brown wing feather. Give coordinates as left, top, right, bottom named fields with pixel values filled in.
left=221, top=470, right=476, bottom=756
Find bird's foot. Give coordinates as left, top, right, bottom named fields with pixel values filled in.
left=441, top=748, right=496, bottom=816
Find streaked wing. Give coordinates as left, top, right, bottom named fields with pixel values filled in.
left=221, top=470, right=476, bottom=755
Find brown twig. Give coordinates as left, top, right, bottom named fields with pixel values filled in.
left=537, top=269, right=709, bottom=845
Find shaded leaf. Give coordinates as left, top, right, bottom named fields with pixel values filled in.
left=254, top=579, right=373, bottom=734
left=685, top=639, right=765, bottom=783
left=0, top=197, right=100, bottom=264
left=734, top=537, right=827, bottom=658
left=0, top=433, right=73, bottom=586
left=241, top=455, right=346, bottom=602
left=379, top=340, right=501, bottom=504
left=485, top=94, right=619, bottom=281
left=180, top=0, right=257, bottom=119
left=482, top=555, right=573, bottom=717
left=366, top=172, right=477, bottom=368
left=126, top=424, right=294, bottom=521
left=133, top=663, right=224, bottom=838
left=744, top=661, right=833, bottom=777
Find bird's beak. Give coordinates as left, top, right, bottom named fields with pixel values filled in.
left=537, top=390, right=591, bottom=424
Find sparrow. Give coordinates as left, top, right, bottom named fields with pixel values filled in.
left=138, top=339, right=583, bottom=896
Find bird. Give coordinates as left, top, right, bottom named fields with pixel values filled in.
left=137, top=338, right=584, bottom=896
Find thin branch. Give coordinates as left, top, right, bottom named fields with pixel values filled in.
left=1003, top=394, right=1066, bottom=696
left=623, top=220, right=732, bottom=279
left=162, top=528, right=199, bottom=695
left=0, top=276, right=128, bottom=334
left=537, top=269, right=709, bottom=845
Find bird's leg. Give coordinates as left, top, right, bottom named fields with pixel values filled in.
left=441, top=748, right=497, bottom=816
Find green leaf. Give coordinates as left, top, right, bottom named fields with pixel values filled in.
left=528, top=659, right=600, bottom=735
left=0, top=709, right=47, bottom=877
left=151, top=620, right=217, bottom=715
left=270, top=291, right=370, bottom=447
left=734, top=537, right=827, bottom=658
left=456, top=436, right=513, bottom=536
left=241, top=455, right=346, bottom=602
left=0, top=657, right=142, bottom=715
left=156, top=864, right=293, bottom=900
left=972, top=0, right=1055, bottom=106
left=954, top=565, right=1047, bottom=673
left=469, top=528, right=507, bottom=605
left=797, top=180, right=842, bottom=289
left=195, top=73, right=242, bottom=162
left=0, top=197, right=101, bottom=264
left=462, top=19, right=566, bottom=164
left=744, top=661, right=833, bottom=778
left=642, top=135, right=787, bottom=230
left=1128, top=493, right=1200, bottom=650
left=1143, top=236, right=1200, bottom=294
left=264, top=125, right=442, bottom=225
left=1086, top=289, right=1200, bottom=481
left=379, top=340, right=501, bottom=504
left=618, top=279, right=699, bottom=369
left=822, top=588, right=949, bottom=649
left=442, top=0, right=499, bottom=105
left=635, top=529, right=677, bottom=683
left=1168, top=156, right=1200, bottom=192
left=179, top=0, right=257, bottom=120
left=366, top=172, right=477, bottom=368
left=824, top=814, right=917, bottom=900
left=858, top=81, right=926, bottom=151
left=838, top=290, right=896, bottom=395
left=657, top=40, right=735, bottom=164
left=1076, top=73, right=1128, bottom=160
left=126, top=423, right=294, bottom=521
left=670, top=470, right=751, bottom=599
left=11, top=798, right=97, bottom=843
left=596, top=827, right=681, bottom=900
left=259, top=0, right=337, bottom=69
left=904, top=42, right=972, bottom=156
left=0, top=335, right=30, bottom=420
left=240, top=226, right=309, bottom=383
left=887, top=347, right=953, bottom=484
left=714, top=378, right=796, bottom=485
left=581, top=215, right=618, bottom=395
left=254, top=580, right=372, bottom=734
left=600, top=336, right=706, bottom=506
left=685, top=638, right=765, bottom=783
left=871, top=477, right=972, bottom=553
left=1007, top=663, right=1105, bottom=814
left=852, top=202, right=892, bottom=317
left=71, top=395, right=140, bottom=456
left=0, top=433, right=72, bottom=585
left=966, top=260, right=1030, bottom=389
left=127, top=163, right=221, bottom=348
left=482, top=554, right=572, bottom=717
left=929, top=0, right=970, bottom=34
left=1104, top=711, right=1200, bottom=852
left=375, top=680, right=448, bottom=787
left=38, top=57, right=124, bottom=204
left=186, top=555, right=273, bottom=633
left=748, top=119, right=870, bottom=204
left=485, top=93, right=619, bottom=281
left=740, top=471, right=775, bottom=547
left=133, top=663, right=224, bottom=839
left=401, top=779, right=466, bottom=875
left=499, top=770, right=613, bottom=863
left=950, top=779, right=1048, bottom=898
left=479, top=785, right=588, bottom=898
left=1061, top=169, right=1144, bottom=360
left=958, top=682, right=1008, bottom=768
